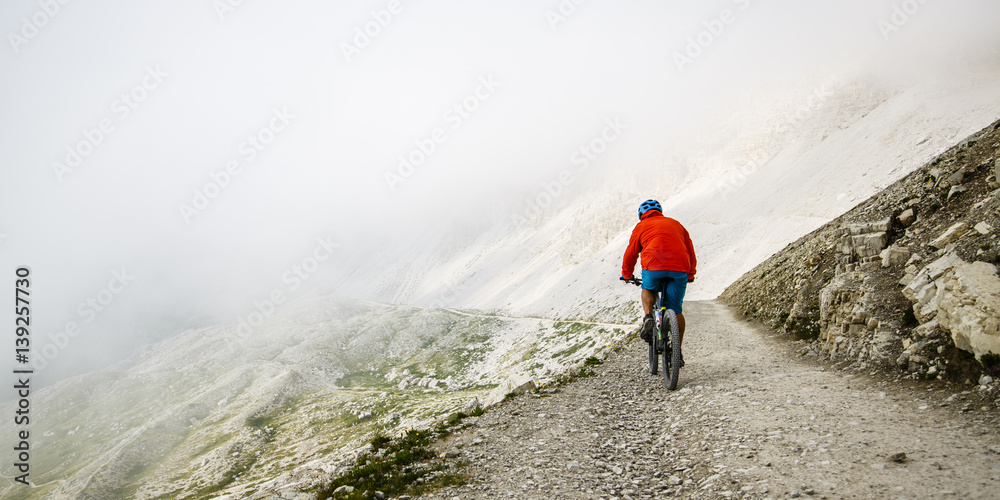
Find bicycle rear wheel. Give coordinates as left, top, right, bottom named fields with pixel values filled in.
left=662, top=309, right=681, bottom=390
left=648, top=336, right=658, bottom=375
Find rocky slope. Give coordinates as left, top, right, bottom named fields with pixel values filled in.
left=721, top=118, right=1000, bottom=385
left=385, top=301, right=1000, bottom=500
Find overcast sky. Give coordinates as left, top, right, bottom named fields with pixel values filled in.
left=2, top=0, right=999, bottom=385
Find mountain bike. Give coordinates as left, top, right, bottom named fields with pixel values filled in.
left=623, top=277, right=682, bottom=390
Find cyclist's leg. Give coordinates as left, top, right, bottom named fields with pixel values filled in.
left=640, top=289, right=656, bottom=315
left=661, top=271, right=689, bottom=345
left=639, top=269, right=661, bottom=316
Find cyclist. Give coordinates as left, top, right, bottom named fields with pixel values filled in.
left=620, top=200, right=697, bottom=364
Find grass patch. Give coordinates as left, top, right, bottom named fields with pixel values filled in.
left=192, top=433, right=233, bottom=458
left=438, top=411, right=468, bottom=431
left=787, top=313, right=820, bottom=341
left=246, top=415, right=275, bottom=429
left=583, top=356, right=603, bottom=366
left=551, top=339, right=594, bottom=359
left=193, top=451, right=260, bottom=497
left=317, top=428, right=466, bottom=500
left=337, top=370, right=390, bottom=389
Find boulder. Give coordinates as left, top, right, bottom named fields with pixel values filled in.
left=947, top=167, right=966, bottom=186
left=995, top=158, right=999, bottom=180
left=902, top=252, right=964, bottom=321
left=975, top=222, right=993, bottom=235
left=936, top=261, right=1000, bottom=359
left=898, top=208, right=917, bottom=227
left=902, top=253, right=1000, bottom=360
left=947, top=185, right=967, bottom=200
left=929, top=223, right=970, bottom=249
left=511, top=378, right=537, bottom=395
left=463, top=397, right=482, bottom=414
left=880, top=244, right=911, bottom=268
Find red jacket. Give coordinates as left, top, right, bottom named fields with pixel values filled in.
left=622, top=210, right=697, bottom=279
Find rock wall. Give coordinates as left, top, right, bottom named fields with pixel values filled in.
left=902, top=253, right=1000, bottom=360
left=722, top=118, right=1000, bottom=382
left=817, top=271, right=898, bottom=363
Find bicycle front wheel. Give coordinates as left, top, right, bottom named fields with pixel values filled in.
left=662, top=309, right=681, bottom=390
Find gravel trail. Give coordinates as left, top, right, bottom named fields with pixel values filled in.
left=423, top=300, right=1000, bottom=499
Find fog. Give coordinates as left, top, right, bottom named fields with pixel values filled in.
left=2, top=0, right=999, bottom=386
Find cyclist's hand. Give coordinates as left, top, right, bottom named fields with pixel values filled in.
left=620, top=275, right=633, bottom=282
left=688, top=275, right=696, bottom=283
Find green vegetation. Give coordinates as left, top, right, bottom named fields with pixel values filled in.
left=437, top=411, right=469, bottom=434
left=193, top=452, right=260, bottom=497
left=583, top=356, right=603, bottom=366
left=551, top=338, right=596, bottom=359
left=318, top=419, right=470, bottom=500
left=192, top=433, right=233, bottom=458
left=337, top=370, right=391, bottom=389
left=776, top=311, right=790, bottom=328
left=787, top=311, right=821, bottom=341
left=246, top=415, right=275, bottom=429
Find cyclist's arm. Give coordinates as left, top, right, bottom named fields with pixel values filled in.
left=683, top=227, right=697, bottom=280
left=621, top=226, right=643, bottom=279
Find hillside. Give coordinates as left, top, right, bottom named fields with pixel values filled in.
left=722, top=118, right=1000, bottom=384
left=0, top=298, right=629, bottom=499
left=337, top=67, right=1000, bottom=321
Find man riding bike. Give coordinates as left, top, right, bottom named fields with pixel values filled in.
left=620, top=200, right=697, bottom=365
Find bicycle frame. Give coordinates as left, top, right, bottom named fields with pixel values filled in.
left=655, top=280, right=668, bottom=343
left=628, top=275, right=682, bottom=390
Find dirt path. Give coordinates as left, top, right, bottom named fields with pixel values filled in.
left=422, top=301, right=1000, bottom=499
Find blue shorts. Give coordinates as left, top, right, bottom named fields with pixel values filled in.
left=641, top=270, right=689, bottom=314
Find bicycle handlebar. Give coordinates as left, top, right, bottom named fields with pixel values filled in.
left=621, top=276, right=693, bottom=286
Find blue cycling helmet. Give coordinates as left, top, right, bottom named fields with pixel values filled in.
left=638, top=199, right=662, bottom=220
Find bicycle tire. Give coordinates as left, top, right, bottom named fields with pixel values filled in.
left=662, top=309, right=681, bottom=390
left=648, top=336, right=658, bottom=375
